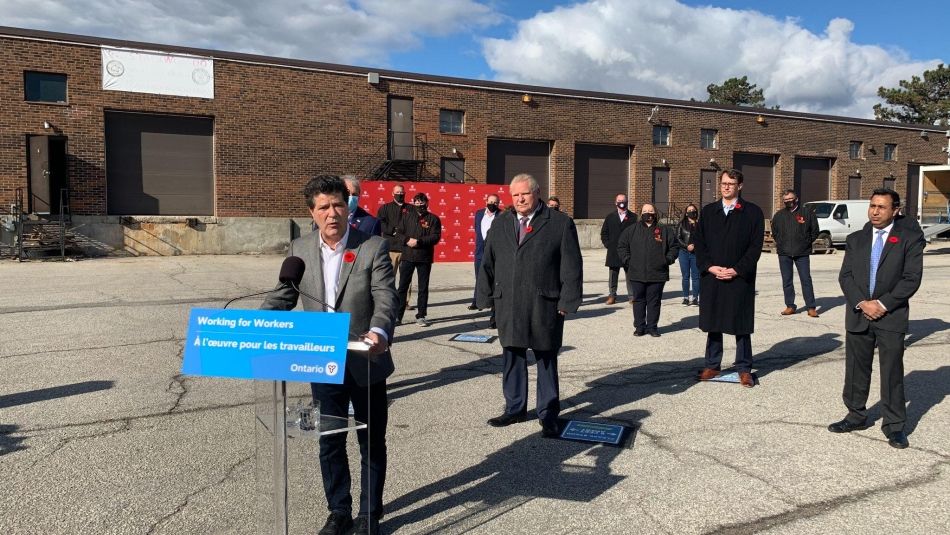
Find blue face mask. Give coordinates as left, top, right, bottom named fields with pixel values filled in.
left=348, top=196, right=359, bottom=212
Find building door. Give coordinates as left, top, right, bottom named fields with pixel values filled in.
left=27, top=135, right=68, bottom=215
left=906, top=164, right=929, bottom=219
left=652, top=168, right=670, bottom=217
left=733, top=152, right=776, bottom=214
left=573, top=143, right=629, bottom=219
left=486, top=139, right=550, bottom=197
left=388, top=97, right=414, bottom=160
left=700, top=169, right=718, bottom=206
left=848, top=176, right=862, bottom=200
left=441, top=158, right=465, bottom=183
left=794, top=157, right=831, bottom=205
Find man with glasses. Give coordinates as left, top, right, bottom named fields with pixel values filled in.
left=771, top=189, right=820, bottom=317
left=693, top=169, right=765, bottom=388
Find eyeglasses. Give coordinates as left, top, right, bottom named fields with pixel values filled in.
left=720, top=182, right=738, bottom=188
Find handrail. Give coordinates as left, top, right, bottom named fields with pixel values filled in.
left=413, top=134, right=480, bottom=183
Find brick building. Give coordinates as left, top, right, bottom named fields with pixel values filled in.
left=1, top=26, right=946, bottom=255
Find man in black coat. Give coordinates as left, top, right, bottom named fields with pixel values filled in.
left=470, top=194, right=500, bottom=328
left=829, top=189, right=924, bottom=449
left=693, top=169, right=764, bottom=388
left=600, top=193, right=638, bottom=304
left=771, top=189, right=820, bottom=317
left=395, top=192, right=442, bottom=327
left=377, top=183, right=410, bottom=272
left=477, top=173, right=583, bottom=438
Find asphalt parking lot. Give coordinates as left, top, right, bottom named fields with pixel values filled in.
left=1, top=245, right=948, bottom=534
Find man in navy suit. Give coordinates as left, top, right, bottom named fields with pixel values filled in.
left=470, top=194, right=500, bottom=328
left=344, top=176, right=382, bottom=236
left=830, top=188, right=925, bottom=449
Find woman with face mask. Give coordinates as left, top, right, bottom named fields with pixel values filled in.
left=677, top=204, right=701, bottom=306
left=616, top=203, right=680, bottom=337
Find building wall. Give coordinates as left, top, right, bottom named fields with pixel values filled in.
left=1, top=32, right=946, bottom=227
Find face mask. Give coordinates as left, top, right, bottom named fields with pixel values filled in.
left=642, top=213, right=656, bottom=224
left=551, top=205, right=560, bottom=211
left=394, top=194, right=405, bottom=204
left=486, top=203, right=499, bottom=213
left=686, top=211, right=697, bottom=219
left=617, top=202, right=627, bottom=210
left=415, top=204, right=427, bottom=214
left=784, top=201, right=795, bottom=210
left=348, top=196, right=359, bottom=212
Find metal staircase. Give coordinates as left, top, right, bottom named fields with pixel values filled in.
left=6, top=188, right=76, bottom=261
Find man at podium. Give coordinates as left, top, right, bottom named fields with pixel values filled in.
left=263, top=175, right=397, bottom=535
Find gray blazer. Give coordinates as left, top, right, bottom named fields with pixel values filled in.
left=262, top=229, right=398, bottom=386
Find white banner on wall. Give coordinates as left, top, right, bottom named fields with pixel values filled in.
left=101, top=46, right=214, bottom=99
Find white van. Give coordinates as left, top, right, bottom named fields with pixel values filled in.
left=804, top=200, right=870, bottom=247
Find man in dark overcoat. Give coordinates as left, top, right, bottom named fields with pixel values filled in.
left=477, top=173, right=583, bottom=438
left=829, top=189, right=924, bottom=449
left=693, top=169, right=764, bottom=388
left=600, top=193, right=637, bottom=304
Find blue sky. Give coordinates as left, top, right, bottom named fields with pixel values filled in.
left=2, top=0, right=947, bottom=118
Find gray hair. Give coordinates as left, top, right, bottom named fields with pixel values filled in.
left=342, top=175, right=361, bottom=194
left=510, top=173, right=540, bottom=194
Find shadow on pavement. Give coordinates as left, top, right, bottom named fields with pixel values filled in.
left=869, top=365, right=950, bottom=436
left=0, top=424, right=26, bottom=456
left=0, top=380, right=115, bottom=410
left=906, top=318, right=950, bottom=346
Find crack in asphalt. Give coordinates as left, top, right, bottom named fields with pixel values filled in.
left=19, top=400, right=255, bottom=435
left=145, top=454, right=253, bottom=535
left=25, top=419, right=132, bottom=471
left=0, top=337, right=184, bottom=360
left=166, top=342, right=190, bottom=413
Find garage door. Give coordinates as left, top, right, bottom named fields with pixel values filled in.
left=732, top=152, right=775, bottom=215
left=574, top=144, right=629, bottom=219
left=106, top=112, right=214, bottom=215
left=487, top=139, right=550, bottom=197
left=794, top=157, right=830, bottom=205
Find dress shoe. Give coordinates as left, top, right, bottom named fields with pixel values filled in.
left=698, top=368, right=720, bottom=381
left=681, top=298, right=689, bottom=306
left=780, top=306, right=796, bottom=316
left=318, top=512, right=353, bottom=535
left=807, top=308, right=819, bottom=318
left=540, top=419, right=560, bottom=438
left=487, top=412, right=527, bottom=427
left=827, top=418, right=870, bottom=433
left=633, top=330, right=645, bottom=337
left=605, top=296, right=616, bottom=305
left=886, top=430, right=909, bottom=449
left=738, top=371, right=755, bottom=388
left=467, top=304, right=478, bottom=310
left=488, top=318, right=497, bottom=329
left=352, top=514, right=381, bottom=535
left=649, top=331, right=661, bottom=337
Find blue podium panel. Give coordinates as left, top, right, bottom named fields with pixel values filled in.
left=182, top=308, right=350, bottom=383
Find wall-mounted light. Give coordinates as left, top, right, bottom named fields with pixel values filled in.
left=855, top=169, right=861, bottom=175
left=43, top=121, right=52, bottom=130
left=661, top=159, right=669, bottom=167
left=367, top=72, right=380, bottom=85
left=755, top=115, right=766, bottom=125
left=522, top=94, right=533, bottom=104
left=919, top=130, right=928, bottom=139
left=709, top=158, right=716, bottom=165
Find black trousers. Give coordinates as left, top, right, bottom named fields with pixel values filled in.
left=630, top=281, right=665, bottom=333
left=778, top=255, right=816, bottom=309
left=472, top=258, right=495, bottom=322
left=311, top=375, right=388, bottom=519
left=397, top=260, right=431, bottom=320
left=501, top=347, right=560, bottom=424
left=608, top=267, right=632, bottom=298
left=843, top=325, right=906, bottom=433
left=704, top=332, right=753, bottom=373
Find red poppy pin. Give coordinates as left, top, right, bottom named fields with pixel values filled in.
left=526, top=226, right=533, bottom=233
left=420, top=218, right=430, bottom=229
left=654, top=227, right=662, bottom=242
left=343, top=251, right=356, bottom=263
left=350, top=222, right=358, bottom=229
left=796, top=215, right=805, bottom=224
left=888, top=236, right=899, bottom=244
left=734, top=202, right=743, bottom=210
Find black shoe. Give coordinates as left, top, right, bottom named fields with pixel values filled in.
left=488, top=412, right=527, bottom=427
left=488, top=318, right=497, bottom=329
left=690, top=299, right=699, bottom=306
left=633, top=330, right=645, bottom=337
left=681, top=298, right=689, bottom=306
left=318, top=512, right=353, bottom=535
left=649, top=331, right=660, bottom=337
left=467, top=304, right=478, bottom=310
left=886, top=430, right=909, bottom=449
left=827, top=418, right=871, bottom=433
left=352, top=515, right=381, bottom=535
left=540, top=419, right=560, bottom=438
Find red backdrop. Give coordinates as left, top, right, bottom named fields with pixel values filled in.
left=360, top=181, right=509, bottom=262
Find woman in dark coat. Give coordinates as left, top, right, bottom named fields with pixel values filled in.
left=617, top=203, right=679, bottom=337
left=676, top=203, right=701, bottom=306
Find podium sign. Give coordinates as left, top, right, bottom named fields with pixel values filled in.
left=182, top=308, right=350, bottom=383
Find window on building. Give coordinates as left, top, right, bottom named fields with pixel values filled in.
left=884, top=143, right=897, bottom=161
left=653, top=125, right=671, bottom=146
left=24, top=71, right=67, bottom=103
left=700, top=129, right=718, bottom=149
left=439, top=109, right=464, bottom=134
left=849, top=141, right=863, bottom=160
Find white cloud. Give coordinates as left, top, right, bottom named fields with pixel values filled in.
left=0, top=0, right=501, bottom=66
left=482, top=0, right=942, bottom=118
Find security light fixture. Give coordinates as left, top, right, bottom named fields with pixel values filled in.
left=755, top=115, right=766, bottom=125
left=522, top=94, right=533, bottom=104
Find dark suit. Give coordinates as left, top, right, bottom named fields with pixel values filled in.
left=476, top=203, right=583, bottom=425
left=350, top=206, right=382, bottom=236
left=838, top=218, right=924, bottom=433
left=262, top=228, right=397, bottom=521
left=471, top=207, right=498, bottom=307
left=601, top=210, right=638, bottom=298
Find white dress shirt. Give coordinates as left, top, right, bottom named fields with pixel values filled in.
left=480, top=209, right=495, bottom=240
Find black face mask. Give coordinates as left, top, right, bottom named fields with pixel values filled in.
left=550, top=205, right=560, bottom=211
left=686, top=211, right=697, bottom=219
left=642, top=213, right=656, bottom=224
left=394, top=194, right=405, bottom=204
left=617, top=202, right=627, bottom=210
left=784, top=201, right=796, bottom=210
left=415, top=205, right=427, bottom=215
left=486, top=203, right=499, bottom=213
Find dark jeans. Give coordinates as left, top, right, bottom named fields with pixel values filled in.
left=311, top=375, right=388, bottom=519
left=704, top=332, right=753, bottom=373
left=778, top=254, right=816, bottom=309
left=397, top=260, right=431, bottom=320
left=608, top=267, right=632, bottom=298
left=630, top=281, right=665, bottom=333
left=501, top=347, right=560, bottom=424
left=677, top=249, right=700, bottom=300
left=843, top=326, right=906, bottom=433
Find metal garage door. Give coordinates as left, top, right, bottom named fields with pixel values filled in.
left=732, top=152, right=775, bottom=214
left=106, top=112, right=213, bottom=215
left=486, top=139, right=550, bottom=197
left=574, top=143, right=629, bottom=219
left=794, top=157, right=831, bottom=205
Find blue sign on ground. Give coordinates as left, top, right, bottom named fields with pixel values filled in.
left=182, top=308, right=350, bottom=383
left=708, top=372, right=740, bottom=383
left=560, top=420, right=626, bottom=445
